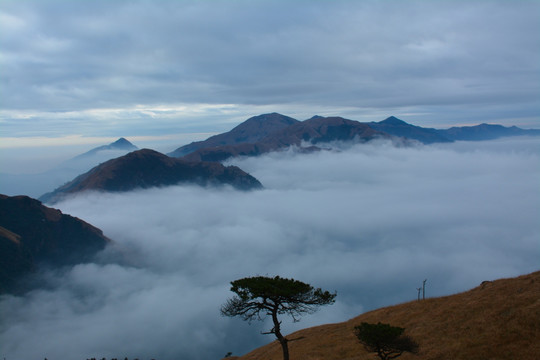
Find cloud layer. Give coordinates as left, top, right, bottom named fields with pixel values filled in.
left=1, top=138, right=539, bottom=360
left=1, top=0, right=539, bottom=139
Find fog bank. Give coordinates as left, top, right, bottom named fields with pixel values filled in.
left=1, top=138, right=538, bottom=360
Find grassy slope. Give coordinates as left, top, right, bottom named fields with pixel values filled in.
left=232, top=270, right=540, bottom=360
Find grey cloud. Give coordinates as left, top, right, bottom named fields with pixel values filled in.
left=1, top=138, right=538, bottom=360
left=0, top=0, right=538, bottom=131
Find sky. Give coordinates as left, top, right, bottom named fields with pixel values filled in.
left=1, top=137, right=539, bottom=360
left=1, top=0, right=539, bottom=157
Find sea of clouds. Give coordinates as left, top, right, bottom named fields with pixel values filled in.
left=1, top=137, right=539, bottom=360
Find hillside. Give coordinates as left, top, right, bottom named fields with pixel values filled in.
left=40, top=149, right=263, bottom=203
left=369, top=116, right=452, bottom=144
left=181, top=116, right=390, bottom=162
left=233, top=271, right=540, bottom=360
left=0, top=194, right=111, bottom=294
left=168, top=113, right=299, bottom=157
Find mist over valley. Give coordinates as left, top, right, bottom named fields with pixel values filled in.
left=1, top=130, right=538, bottom=360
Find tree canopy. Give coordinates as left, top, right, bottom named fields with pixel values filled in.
left=221, top=275, right=336, bottom=360
left=354, top=322, right=419, bottom=360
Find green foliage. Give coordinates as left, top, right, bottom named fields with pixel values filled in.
left=221, top=275, right=336, bottom=322
left=221, top=275, right=336, bottom=360
left=354, top=322, right=419, bottom=360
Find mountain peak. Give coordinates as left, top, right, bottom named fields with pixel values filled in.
left=72, top=137, right=138, bottom=161
left=40, top=149, right=262, bottom=203
left=237, top=113, right=297, bottom=126
left=110, top=137, right=136, bottom=149
left=369, top=117, right=453, bottom=144
left=168, top=113, right=299, bottom=157
left=380, top=116, right=408, bottom=126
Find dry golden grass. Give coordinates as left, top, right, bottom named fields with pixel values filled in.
left=232, top=271, right=540, bottom=360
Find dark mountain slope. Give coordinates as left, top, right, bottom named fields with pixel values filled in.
left=0, top=194, right=110, bottom=294
left=183, top=116, right=390, bottom=162
left=369, top=116, right=453, bottom=144
left=168, top=113, right=299, bottom=157
left=181, top=142, right=275, bottom=163
left=264, top=116, right=386, bottom=145
left=40, top=149, right=262, bottom=203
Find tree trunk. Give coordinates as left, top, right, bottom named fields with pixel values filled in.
left=271, top=310, right=289, bottom=360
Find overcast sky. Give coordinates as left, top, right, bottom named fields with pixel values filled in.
left=1, top=138, right=538, bottom=360
left=1, top=0, right=539, bottom=151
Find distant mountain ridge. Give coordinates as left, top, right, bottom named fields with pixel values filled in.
left=378, top=117, right=539, bottom=142
left=176, top=115, right=392, bottom=162
left=366, top=116, right=540, bottom=144
left=0, top=138, right=139, bottom=199
left=168, top=113, right=299, bottom=157
left=437, top=123, right=540, bottom=141
left=169, top=113, right=539, bottom=163
left=369, top=116, right=453, bottom=144
left=35, top=114, right=539, bottom=203
left=40, top=149, right=262, bottom=203
left=0, top=194, right=110, bottom=294
left=71, top=137, right=138, bottom=160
